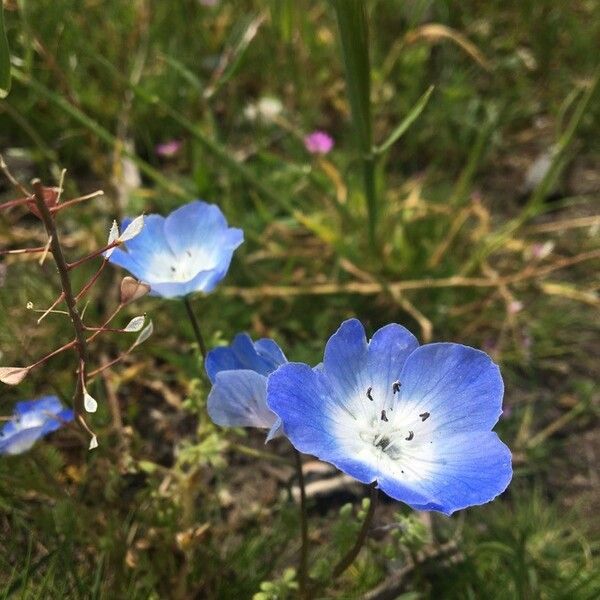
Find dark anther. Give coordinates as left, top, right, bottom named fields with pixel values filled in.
left=170, top=266, right=176, bottom=272
left=380, top=410, right=389, bottom=422
left=186, top=250, right=192, bottom=257
left=366, top=387, right=374, bottom=401
left=392, top=381, right=401, bottom=394
left=405, top=430, right=414, bottom=441
left=419, top=412, right=430, bottom=422
left=376, top=436, right=391, bottom=451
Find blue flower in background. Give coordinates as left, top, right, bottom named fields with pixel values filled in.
left=0, top=396, right=74, bottom=455
left=267, top=319, right=512, bottom=515
left=108, top=200, right=243, bottom=298
left=206, top=334, right=287, bottom=441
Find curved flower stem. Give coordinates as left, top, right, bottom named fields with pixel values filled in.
left=293, top=449, right=309, bottom=599
left=331, top=482, right=378, bottom=579
left=182, top=296, right=207, bottom=360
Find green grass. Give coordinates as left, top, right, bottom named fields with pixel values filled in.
left=0, top=0, right=599, bottom=597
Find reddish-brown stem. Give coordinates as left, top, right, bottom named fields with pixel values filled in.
left=75, top=260, right=108, bottom=301
left=50, top=190, right=104, bottom=213
left=32, top=180, right=90, bottom=424
left=87, top=347, right=133, bottom=378
left=37, top=292, right=66, bottom=324
left=67, top=241, right=119, bottom=270
left=0, top=196, right=33, bottom=211
left=87, top=304, right=124, bottom=343
left=0, top=246, right=54, bottom=256
left=27, top=339, right=77, bottom=371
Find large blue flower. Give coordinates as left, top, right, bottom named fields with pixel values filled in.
left=0, top=396, right=74, bottom=455
left=206, top=334, right=287, bottom=441
left=108, top=200, right=243, bottom=298
left=267, top=319, right=512, bottom=515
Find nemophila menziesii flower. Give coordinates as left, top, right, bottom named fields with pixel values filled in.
left=267, top=319, right=512, bottom=515
left=206, top=334, right=287, bottom=441
left=0, top=396, right=74, bottom=455
left=108, top=201, right=243, bottom=298
left=304, top=130, right=334, bottom=155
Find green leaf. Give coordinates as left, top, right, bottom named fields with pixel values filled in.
left=331, top=0, right=371, bottom=152
left=374, top=85, right=434, bottom=155
left=0, top=3, right=11, bottom=98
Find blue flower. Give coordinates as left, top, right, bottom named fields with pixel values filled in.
left=108, top=200, right=243, bottom=298
left=0, top=396, right=74, bottom=455
left=267, top=319, right=512, bottom=515
left=206, top=334, right=287, bottom=441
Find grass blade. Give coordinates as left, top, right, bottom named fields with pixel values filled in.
left=0, top=3, right=11, bottom=98
left=331, top=0, right=378, bottom=249
left=374, top=85, right=434, bottom=155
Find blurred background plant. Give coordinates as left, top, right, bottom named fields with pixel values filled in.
left=0, top=0, right=598, bottom=597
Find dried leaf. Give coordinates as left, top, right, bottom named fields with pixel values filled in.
left=120, top=276, right=151, bottom=304
left=0, top=366, right=30, bottom=385
left=89, top=435, right=99, bottom=450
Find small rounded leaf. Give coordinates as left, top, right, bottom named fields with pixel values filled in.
left=120, top=277, right=151, bottom=305
left=84, top=391, right=98, bottom=413
left=118, top=214, right=144, bottom=242
left=124, top=315, right=145, bottom=332
left=0, top=366, right=30, bottom=385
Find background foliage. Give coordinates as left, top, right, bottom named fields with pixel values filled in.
left=0, top=0, right=598, bottom=598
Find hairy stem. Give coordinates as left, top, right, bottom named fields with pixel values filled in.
left=182, top=296, right=207, bottom=360
left=331, top=483, right=378, bottom=579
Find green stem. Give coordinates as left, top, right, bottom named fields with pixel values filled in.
left=363, top=155, right=377, bottom=250
left=182, top=297, right=207, bottom=360
left=331, top=483, right=378, bottom=579
left=294, top=449, right=309, bottom=599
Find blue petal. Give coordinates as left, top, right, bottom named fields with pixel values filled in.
left=267, top=363, right=358, bottom=458
left=265, top=417, right=283, bottom=443
left=106, top=247, right=149, bottom=282
left=207, top=370, right=277, bottom=430
left=255, top=338, right=287, bottom=366
left=163, top=201, right=227, bottom=257
left=0, top=426, right=45, bottom=455
left=206, top=347, right=243, bottom=383
left=108, top=215, right=175, bottom=282
left=366, top=323, right=419, bottom=404
left=321, top=319, right=370, bottom=412
left=378, top=431, right=512, bottom=515
left=398, top=343, right=504, bottom=434
left=205, top=334, right=283, bottom=382
left=15, top=395, right=63, bottom=416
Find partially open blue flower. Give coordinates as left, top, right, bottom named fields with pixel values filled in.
left=108, top=200, right=243, bottom=298
left=206, top=334, right=287, bottom=441
left=0, top=396, right=74, bottom=455
left=267, top=319, right=512, bottom=515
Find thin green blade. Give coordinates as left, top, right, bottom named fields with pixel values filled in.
left=0, top=4, right=10, bottom=98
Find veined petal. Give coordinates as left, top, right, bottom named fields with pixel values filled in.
left=378, top=431, right=512, bottom=515
left=366, top=323, right=419, bottom=406
left=396, top=343, right=504, bottom=434
left=207, top=370, right=277, bottom=430
left=321, top=319, right=370, bottom=412
left=15, top=395, right=63, bottom=416
left=267, top=363, right=357, bottom=455
left=255, top=338, right=288, bottom=367
left=164, top=201, right=227, bottom=257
